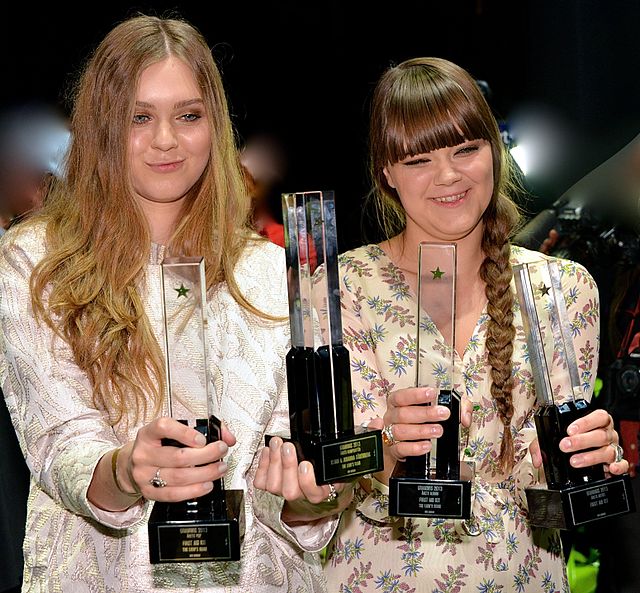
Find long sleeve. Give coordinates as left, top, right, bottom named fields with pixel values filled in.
left=0, top=225, right=148, bottom=529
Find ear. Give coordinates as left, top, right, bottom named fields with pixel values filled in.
left=382, top=166, right=396, bottom=189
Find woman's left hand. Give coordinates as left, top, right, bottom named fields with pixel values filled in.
left=253, top=436, right=353, bottom=525
left=531, top=408, right=629, bottom=475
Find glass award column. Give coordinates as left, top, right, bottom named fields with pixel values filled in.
left=389, top=243, right=473, bottom=518
left=279, top=190, right=383, bottom=483
left=148, top=257, right=244, bottom=563
left=514, top=259, right=634, bottom=528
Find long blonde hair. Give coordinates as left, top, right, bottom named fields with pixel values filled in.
left=368, top=57, right=522, bottom=472
left=29, top=15, right=256, bottom=426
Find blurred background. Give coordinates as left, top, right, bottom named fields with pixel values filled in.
left=1, top=3, right=640, bottom=593
left=2, top=0, right=639, bottom=251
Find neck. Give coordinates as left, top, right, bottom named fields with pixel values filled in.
left=135, top=197, right=184, bottom=244
left=385, top=225, right=486, bottom=284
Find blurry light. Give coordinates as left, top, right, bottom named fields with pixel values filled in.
left=509, top=145, right=529, bottom=175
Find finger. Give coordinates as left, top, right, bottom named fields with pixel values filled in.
left=280, top=442, right=304, bottom=500
left=391, top=403, right=450, bottom=426
left=146, top=480, right=216, bottom=503
left=220, top=421, right=237, bottom=447
left=566, top=409, right=612, bottom=437
left=159, top=440, right=229, bottom=469
left=607, top=459, right=630, bottom=475
left=389, top=422, right=443, bottom=443
left=387, top=387, right=437, bottom=410
left=265, top=437, right=284, bottom=493
left=559, top=426, right=616, bottom=454
left=297, top=461, right=334, bottom=505
left=367, top=417, right=384, bottom=431
left=143, top=417, right=208, bottom=448
left=530, top=438, right=542, bottom=468
left=392, top=439, right=432, bottom=459
left=151, top=459, right=228, bottom=488
left=253, top=447, right=270, bottom=490
left=461, top=398, right=473, bottom=428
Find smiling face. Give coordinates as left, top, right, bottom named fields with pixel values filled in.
left=383, top=139, right=494, bottom=243
left=128, top=56, right=211, bottom=209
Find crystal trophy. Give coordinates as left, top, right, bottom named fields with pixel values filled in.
left=275, top=190, right=383, bottom=483
left=148, top=257, right=244, bottom=563
left=389, top=242, right=473, bottom=518
left=514, top=259, right=635, bottom=529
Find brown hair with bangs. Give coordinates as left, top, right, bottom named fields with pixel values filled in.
left=368, top=57, right=521, bottom=473
left=27, top=14, right=260, bottom=427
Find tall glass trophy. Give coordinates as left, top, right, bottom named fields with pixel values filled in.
left=514, top=259, right=634, bottom=528
left=278, top=190, right=383, bottom=483
left=148, top=257, right=244, bottom=563
left=389, top=243, right=473, bottom=518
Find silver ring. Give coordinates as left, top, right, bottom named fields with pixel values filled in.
left=149, top=468, right=167, bottom=488
left=610, top=442, right=624, bottom=464
left=381, top=424, right=396, bottom=447
left=326, top=483, right=338, bottom=503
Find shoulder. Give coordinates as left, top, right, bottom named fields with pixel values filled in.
left=233, top=237, right=288, bottom=316
left=510, top=245, right=598, bottom=294
left=0, top=220, right=47, bottom=276
left=338, top=243, right=388, bottom=276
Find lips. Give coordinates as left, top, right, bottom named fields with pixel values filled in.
left=148, top=160, right=184, bottom=172
left=432, top=190, right=467, bottom=204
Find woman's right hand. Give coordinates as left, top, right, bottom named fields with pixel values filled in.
left=89, top=417, right=236, bottom=511
left=367, top=386, right=472, bottom=484
left=121, top=417, right=236, bottom=502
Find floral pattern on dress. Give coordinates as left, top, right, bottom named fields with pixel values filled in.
left=325, top=244, right=596, bottom=593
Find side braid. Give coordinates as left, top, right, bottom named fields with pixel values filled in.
left=480, top=196, right=517, bottom=472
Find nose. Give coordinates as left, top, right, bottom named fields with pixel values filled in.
left=434, top=159, right=462, bottom=185
left=151, top=120, right=178, bottom=151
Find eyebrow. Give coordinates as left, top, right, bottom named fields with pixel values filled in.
left=134, top=98, right=204, bottom=109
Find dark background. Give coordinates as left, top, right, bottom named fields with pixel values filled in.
left=2, top=0, right=639, bottom=251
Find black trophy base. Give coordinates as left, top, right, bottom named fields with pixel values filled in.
left=267, top=426, right=384, bottom=484
left=389, top=462, right=474, bottom=519
left=148, top=489, right=245, bottom=563
left=302, top=426, right=384, bottom=484
left=389, top=461, right=474, bottom=519
left=526, top=473, right=636, bottom=529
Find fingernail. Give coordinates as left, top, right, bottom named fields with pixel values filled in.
left=421, top=442, right=430, bottom=452
left=570, top=456, right=583, bottom=468
left=203, top=482, right=214, bottom=493
left=217, top=461, right=227, bottom=473
left=437, top=406, right=448, bottom=418
left=299, top=461, right=309, bottom=475
left=269, top=438, right=280, bottom=451
left=567, top=424, right=578, bottom=436
left=283, top=443, right=294, bottom=456
left=218, top=442, right=229, bottom=456
left=194, top=433, right=207, bottom=446
left=431, top=426, right=442, bottom=437
left=560, top=438, right=571, bottom=451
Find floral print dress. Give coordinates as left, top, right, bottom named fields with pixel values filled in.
left=325, top=244, right=599, bottom=593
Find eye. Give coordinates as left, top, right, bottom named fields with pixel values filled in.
left=179, top=112, right=203, bottom=122
left=456, top=144, right=480, bottom=155
left=132, top=113, right=150, bottom=125
left=403, top=157, right=431, bottom=166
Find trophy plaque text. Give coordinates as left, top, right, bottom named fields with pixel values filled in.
left=514, top=259, right=635, bottom=529
left=389, top=243, right=473, bottom=518
left=277, top=190, right=383, bottom=484
left=148, top=257, right=244, bottom=563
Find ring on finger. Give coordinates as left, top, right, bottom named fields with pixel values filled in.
left=149, top=468, right=167, bottom=488
left=325, top=483, right=338, bottom=503
left=609, top=442, right=624, bottom=464
left=381, top=424, right=396, bottom=447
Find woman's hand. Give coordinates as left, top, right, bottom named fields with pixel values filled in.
left=121, top=417, right=235, bottom=502
left=530, top=408, right=629, bottom=475
left=89, top=417, right=236, bottom=512
left=367, top=386, right=473, bottom=484
left=253, top=437, right=353, bottom=525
